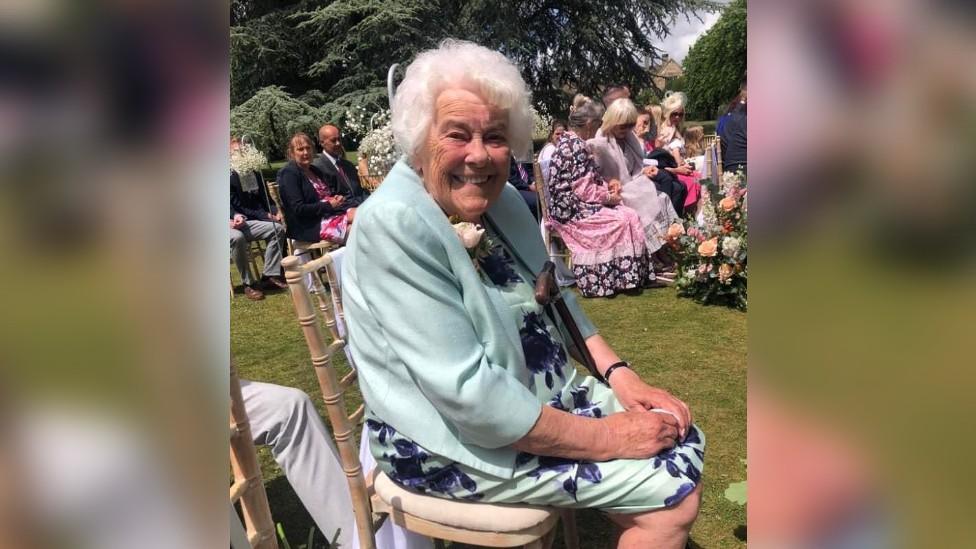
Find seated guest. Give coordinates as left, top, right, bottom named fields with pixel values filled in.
left=507, top=153, right=538, bottom=219
left=230, top=141, right=287, bottom=300
left=343, top=40, right=703, bottom=549
left=588, top=98, right=680, bottom=268
left=657, top=92, right=702, bottom=213
left=277, top=132, right=358, bottom=245
left=718, top=82, right=747, bottom=175
left=242, top=380, right=432, bottom=549
left=537, top=119, right=566, bottom=187
left=547, top=94, right=658, bottom=296
left=633, top=108, right=656, bottom=156
left=683, top=126, right=705, bottom=159
left=314, top=124, right=370, bottom=204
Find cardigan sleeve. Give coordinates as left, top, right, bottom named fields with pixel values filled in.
left=353, top=201, right=542, bottom=449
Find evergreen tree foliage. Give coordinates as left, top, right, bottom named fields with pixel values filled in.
left=681, top=0, right=746, bottom=120
left=231, top=0, right=718, bottom=141
left=230, top=86, right=326, bottom=157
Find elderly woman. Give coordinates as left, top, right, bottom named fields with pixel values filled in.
left=276, top=132, right=358, bottom=245
left=588, top=98, right=680, bottom=264
left=343, top=40, right=704, bottom=549
left=546, top=95, right=659, bottom=296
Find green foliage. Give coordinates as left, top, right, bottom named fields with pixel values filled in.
left=231, top=0, right=719, bottom=123
left=682, top=0, right=747, bottom=120
left=230, top=86, right=327, bottom=159
left=233, top=278, right=746, bottom=548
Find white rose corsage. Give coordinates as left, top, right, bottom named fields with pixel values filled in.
left=451, top=219, right=494, bottom=270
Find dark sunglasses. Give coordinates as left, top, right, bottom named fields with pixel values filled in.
left=671, top=111, right=686, bottom=117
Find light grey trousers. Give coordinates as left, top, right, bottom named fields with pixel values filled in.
left=241, top=380, right=431, bottom=549
left=230, top=220, right=285, bottom=286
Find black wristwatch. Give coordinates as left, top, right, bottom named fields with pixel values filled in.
left=603, top=361, right=631, bottom=383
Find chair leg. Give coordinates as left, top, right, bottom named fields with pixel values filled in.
left=560, top=509, right=579, bottom=549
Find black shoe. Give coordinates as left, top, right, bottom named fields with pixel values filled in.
left=262, top=275, right=288, bottom=290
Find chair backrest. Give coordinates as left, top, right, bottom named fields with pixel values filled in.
left=281, top=252, right=379, bottom=549
left=702, top=133, right=718, bottom=150
left=715, top=135, right=723, bottom=179
left=230, top=360, right=279, bottom=549
left=356, top=157, right=384, bottom=193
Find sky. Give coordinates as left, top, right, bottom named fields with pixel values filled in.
left=657, top=8, right=723, bottom=63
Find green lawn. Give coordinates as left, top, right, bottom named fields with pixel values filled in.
left=232, top=271, right=746, bottom=548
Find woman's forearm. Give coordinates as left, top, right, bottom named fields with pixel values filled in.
left=512, top=405, right=611, bottom=462
left=585, top=334, right=624, bottom=378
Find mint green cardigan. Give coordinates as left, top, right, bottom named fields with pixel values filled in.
left=342, top=160, right=597, bottom=478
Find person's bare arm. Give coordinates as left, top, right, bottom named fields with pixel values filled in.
left=512, top=405, right=679, bottom=461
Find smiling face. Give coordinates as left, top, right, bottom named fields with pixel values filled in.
left=416, top=87, right=511, bottom=222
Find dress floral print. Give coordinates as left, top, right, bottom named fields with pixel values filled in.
left=366, top=230, right=705, bottom=511
left=545, top=132, right=655, bottom=297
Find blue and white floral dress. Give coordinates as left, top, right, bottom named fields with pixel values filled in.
left=366, top=227, right=705, bottom=512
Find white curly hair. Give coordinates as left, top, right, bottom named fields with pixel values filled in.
left=391, top=39, right=534, bottom=165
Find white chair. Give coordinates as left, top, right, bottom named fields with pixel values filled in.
left=281, top=252, right=579, bottom=549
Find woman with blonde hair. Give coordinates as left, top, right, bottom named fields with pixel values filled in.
left=588, top=98, right=680, bottom=268
left=656, top=92, right=701, bottom=212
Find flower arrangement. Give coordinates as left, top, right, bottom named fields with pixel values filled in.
left=230, top=143, right=269, bottom=192
left=531, top=107, right=552, bottom=142
left=671, top=170, right=747, bottom=310
left=229, top=143, right=268, bottom=176
left=343, top=104, right=371, bottom=140
left=358, top=110, right=399, bottom=178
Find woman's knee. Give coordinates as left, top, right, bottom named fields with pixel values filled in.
left=666, top=482, right=703, bottom=529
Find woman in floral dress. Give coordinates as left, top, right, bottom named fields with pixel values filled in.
left=546, top=95, right=656, bottom=297
left=343, top=41, right=705, bottom=549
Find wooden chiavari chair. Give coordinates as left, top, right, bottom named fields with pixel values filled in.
left=230, top=360, right=279, bottom=549
left=532, top=162, right=572, bottom=272
left=282, top=252, right=578, bottom=549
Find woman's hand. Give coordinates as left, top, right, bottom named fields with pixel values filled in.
left=329, top=195, right=345, bottom=207
left=668, top=165, right=693, bottom=176
left=601, top=409, right=680, bottom=460
left=604, top=192, right=621, bottom=207
left=642, top=166, right=659, bottom=178
left=609, top=368, right=692, bottom=438
left=607, top=178, right=622, bottom=195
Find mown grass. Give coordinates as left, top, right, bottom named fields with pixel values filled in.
left=232, top=270, right=746, bottom=548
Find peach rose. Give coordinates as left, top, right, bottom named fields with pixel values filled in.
left=698, top=237, right=719, bottom=257
left=666, top=223, right=685, bottom=239
left=718, top=263, right=733, bottom=282
left=720, top=196, right=737, bottom=211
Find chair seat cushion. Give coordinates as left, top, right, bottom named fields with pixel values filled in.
left=373, top=471, right=557, bottom=532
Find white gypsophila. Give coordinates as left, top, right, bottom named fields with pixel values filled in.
left=359, top=122, right=400, bottom=176
left=230, top=144, right=268, bottom=175
left=344, top=105, right=371, bottom=140
left=531, top=107, right=551, bottom=142
left=697, top=188, right=719, bottom=233
left=722, top=236, right=742, bottom=257
left=720, top=171, right=743, bottom=196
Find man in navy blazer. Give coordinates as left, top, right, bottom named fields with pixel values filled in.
left=313, top=124, right=370, bottom=204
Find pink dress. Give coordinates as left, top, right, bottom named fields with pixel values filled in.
left=545, top=132, right=654, bottom=297
left=308, top=173, right=350, bottom=243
